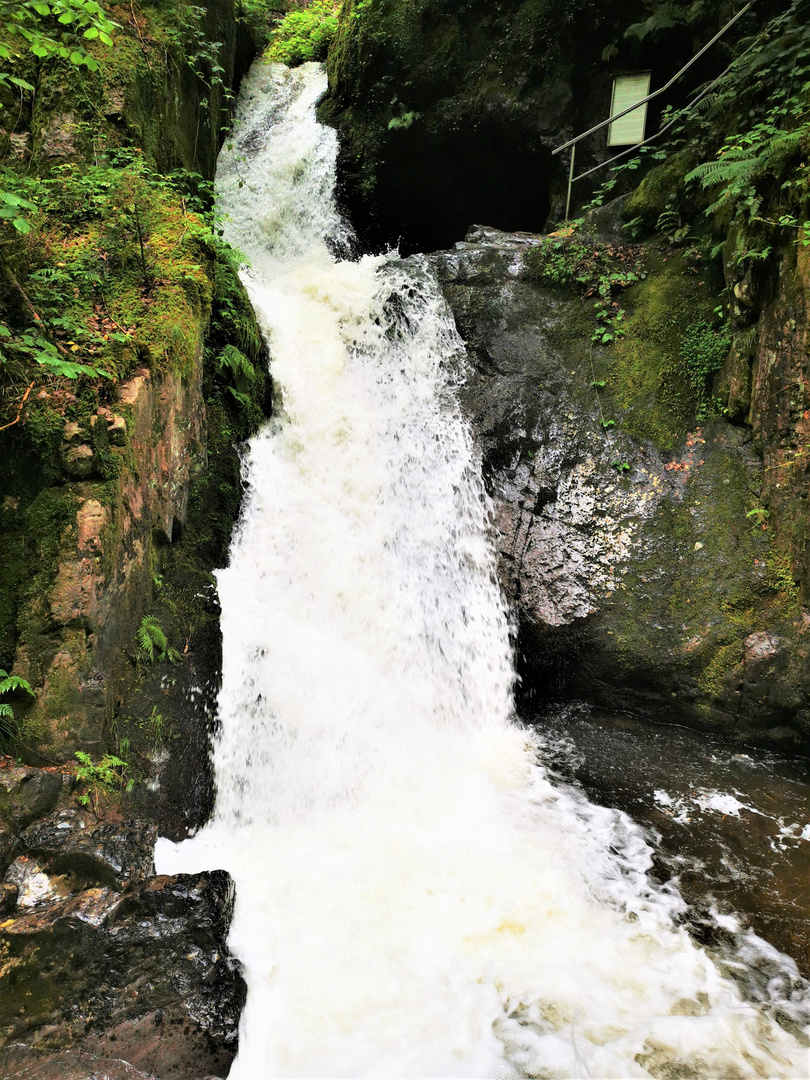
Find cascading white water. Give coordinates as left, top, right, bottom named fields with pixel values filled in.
left=156, top=62, right=810, bottom=1078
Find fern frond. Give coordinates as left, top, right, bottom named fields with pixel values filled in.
left=0, top=669, right=34, bottom=697
left=625, top=4, right=686, bottom=40
left=137, top=615, right=168, bottom=662
left=219, top=344, right=256, bottom=384
left=685, top=156, right=761, bottom=188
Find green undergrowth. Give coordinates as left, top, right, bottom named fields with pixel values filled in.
left=265, top=0, right=340, bottom=65
left=596, top=0, right=810, bottom=273
left=2, top=154, right=220, bottom=393
left=524, top=225, right=645, bottom=345
left=0, top=0, right=244, bottom=429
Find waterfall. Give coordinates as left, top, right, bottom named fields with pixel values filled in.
left=156, top=62, right=810, bottom=1079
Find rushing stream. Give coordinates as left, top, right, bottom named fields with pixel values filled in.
left=156, top=62, right=810, bottom=1078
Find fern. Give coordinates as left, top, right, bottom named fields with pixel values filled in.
left=74, top=751, right=134, bottom=809
left=218, top=344, right=256, bottom=385
left=625, top=1, right=703, bottom=41
left=685, top=153, right=763, bottom=189
left=136, top=615, right=179, bottom=663
left=0, top=669, right=34, bottom=697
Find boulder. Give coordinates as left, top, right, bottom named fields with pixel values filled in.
left=430, top=227, right=810, bottom=746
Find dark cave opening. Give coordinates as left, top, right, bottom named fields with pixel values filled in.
left=341, top=123, right=554, bottom=256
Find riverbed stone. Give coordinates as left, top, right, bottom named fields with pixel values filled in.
left=0, top=869, right=244, bottom=1077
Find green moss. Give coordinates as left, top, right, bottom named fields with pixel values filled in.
left=89, top=416, right=121, bottom=480
left=623, top=150, right=697, bottom=230
left=596, top=251, right=720, bottom=450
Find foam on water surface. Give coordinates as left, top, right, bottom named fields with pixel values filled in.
left=156, top=62, right=810, bottom=1078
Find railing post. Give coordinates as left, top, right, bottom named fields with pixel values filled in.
left=565, top=144, right=576, bottom=221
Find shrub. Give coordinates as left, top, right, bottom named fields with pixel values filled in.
left=264, top=1, right=340, bottom=66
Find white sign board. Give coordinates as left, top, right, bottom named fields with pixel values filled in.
left=607, top=73, right=651, bottom=146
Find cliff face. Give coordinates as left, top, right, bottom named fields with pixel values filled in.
left=738, top=243, right=810, bottom=604
left=321, top=0, right=649, bottom=251
left=0, top=3, right=265, bottom=1072
left=0, top=0, right=266, bottom=768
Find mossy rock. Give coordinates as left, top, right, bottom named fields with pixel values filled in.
left=595, top=249, right=722, bottom=450
left=623, top=149, right=698, bottom=230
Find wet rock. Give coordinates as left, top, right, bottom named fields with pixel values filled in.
left=0, top=880, right=18, bottom=914
left=21, top=816, right=156, bottom=889
left=5, top=883, right=120, bottom=929
left=431, top=228, right=810, bottom=746
left=4, top=854, right=64, bottom=909
left=0, top=1045, right=159, bottom=1078
left=0, top=766, right=64, bottom=830
left=0, top=824, right=19, bottom=874
left=0, top=870, right=243, bottom=1078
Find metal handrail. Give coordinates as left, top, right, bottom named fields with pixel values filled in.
left=554, top=0, right=755, bottom=218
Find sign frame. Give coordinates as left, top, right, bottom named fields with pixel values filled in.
left=607, top=72, right=652, bottom=147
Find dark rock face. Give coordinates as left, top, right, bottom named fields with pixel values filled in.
left=322, top=0, right=653, bottom=252
left=0, top=778, right=243, bottom=1080
left=431, top=227, right=810, bottom=747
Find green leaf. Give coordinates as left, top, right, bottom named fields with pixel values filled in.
left=83, top=26, right=99, bottom=39
left=0, top=670, right=34, bottom=696
left=12, top=217, right=31, bottom=233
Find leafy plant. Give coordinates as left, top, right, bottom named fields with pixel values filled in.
left=746, top=506, right=769, bottom=529
left=264, top=0, right=340, bottom=66
left=0, top=669, right=35, bottom=698
left=74, top=750, right=133, bottom=810
left=0, top=0, right=116, bottom=231
left=0, top=668, right=35, bottom=732
left=0, top=0, right=115, bottom=74
left=136, top=615, right=180, bottom=664
left=767, top=549, right=799, bottom=601
left=136, top=705, right=175, bottom=749
left=388, top=110, right=420, bottom=131
left=217, top=343, right=256, bottom=408
left=624, top=1, right=706, bottom=42
left=680, top=321, right=731, bottom=386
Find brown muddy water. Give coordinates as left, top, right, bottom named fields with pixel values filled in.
left=531, top=703, right=810, bottom=980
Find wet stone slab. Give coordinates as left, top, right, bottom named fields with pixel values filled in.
left=0, top=772, right=243, bottom=1080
